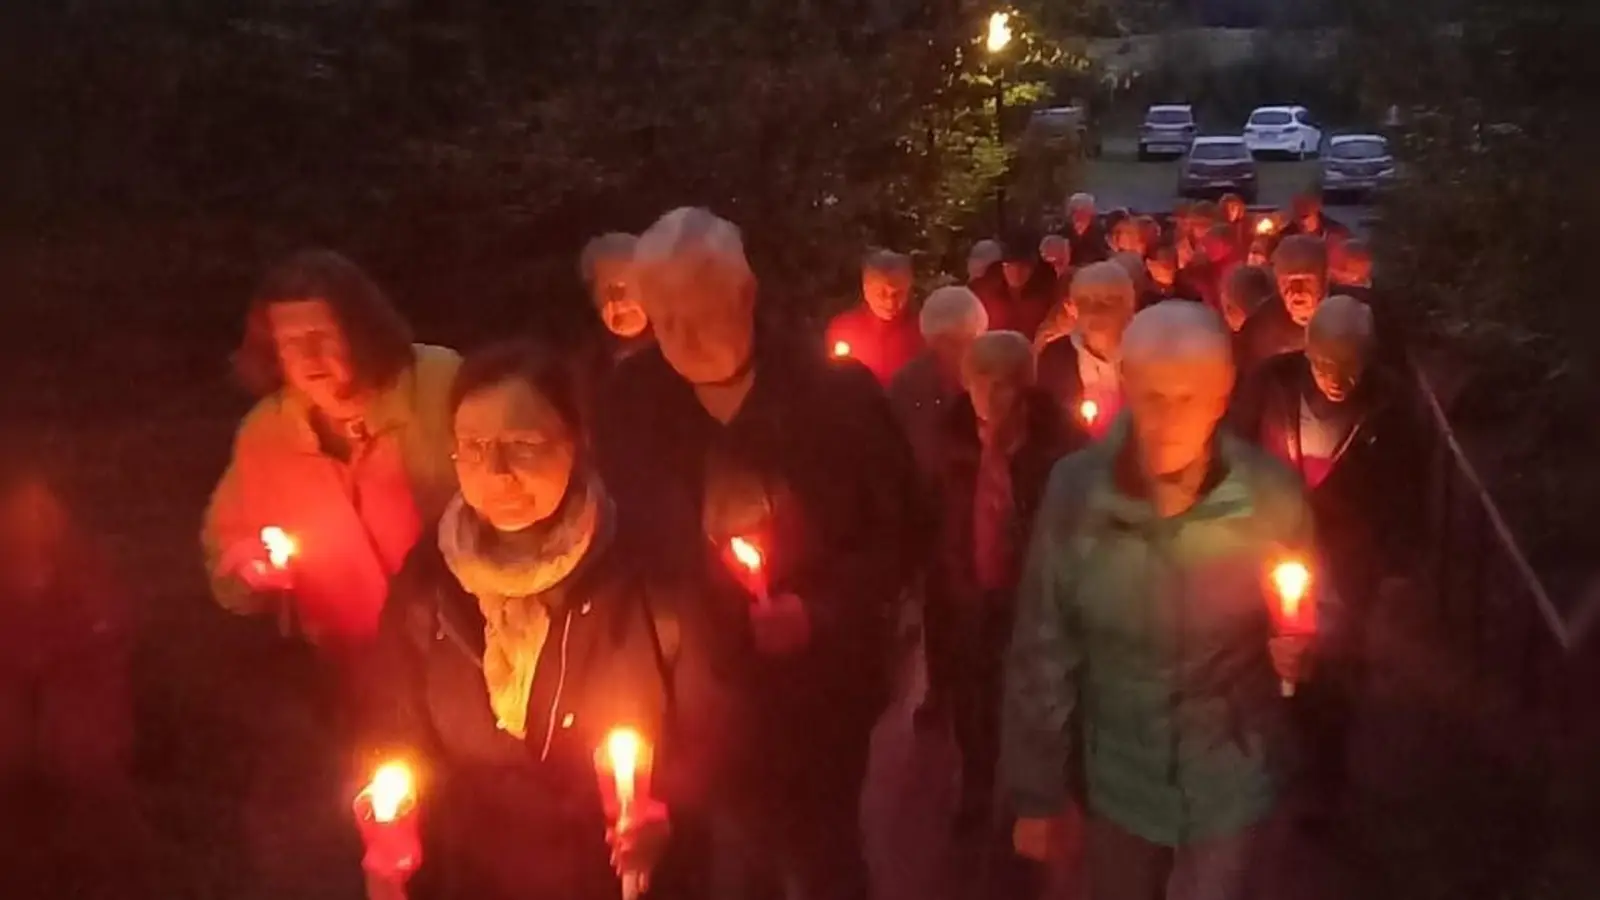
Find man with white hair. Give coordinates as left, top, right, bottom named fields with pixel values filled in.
left=1002, top=301, right=1324, bottom=900
left=967, top=239, right=1003, bottom=284
left=887, top=285, right=991, bottom=480
left=1063, top=192, right=1109, bottom=265
left=920, top=330, right=1071, bottom=833
left=1037, top=261, right=1137, bottom=440
left=592, top=207, right=921, bottom=900
left=826, top=249, right=922, bottom=385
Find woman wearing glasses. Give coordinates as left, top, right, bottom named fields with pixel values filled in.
left=368, top=341, right=724, bottom=900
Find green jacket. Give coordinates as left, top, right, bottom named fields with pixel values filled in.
left=1000, top=419, right=1323, bottom=846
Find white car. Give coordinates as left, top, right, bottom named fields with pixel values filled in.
left=1243, top=105, right=1323, bottom=159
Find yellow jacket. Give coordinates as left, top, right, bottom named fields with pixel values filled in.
left=201, top=344, right=460, bottom=642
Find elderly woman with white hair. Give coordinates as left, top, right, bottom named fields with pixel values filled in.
left=1002, top=301, right=1326, bottom=900
left=919, top=330, right=1071, bottom=834
left=1063, top=192, right=1109, bottom=265
left=887, top=284, right=991, bottom=480
left=1037, top=261, right=1138, bottom=440
left=592, top=207, right=922, bottom=900
left=825, top=249, right=923, bottom=385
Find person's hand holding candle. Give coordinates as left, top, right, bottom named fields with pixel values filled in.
left=217, top=526, right=297, bottom=596
left=596, top=728, right=664, bottom=899
left=723, top=535, right=810, bottom=656
left=353, top=760, right=423, bottom=894
left=1267, top=558, right=1315, bottom=696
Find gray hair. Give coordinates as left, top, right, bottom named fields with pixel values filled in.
left=634, top=207, right=754, bottom=296
left=863, top=248, right=913, bottom=278
left=1069, top=261, right=1137, bottom=313
left=1308, top=294, right=1376, bottom=350
left=1121, top=300, right=1233, bottom=369
left=1039, top=233, right=1070, bottom=259
left=579, top=232, right=637, bottom=285
left=920, top=285, right=989, bottom=339
left=1067, top=192, right=1097, bottom=213
left=1271, top=234, right=1328, bottom=276
left=963, top=330, right=1034, bottom=385
left=968, top=239, right=1002, bottom=267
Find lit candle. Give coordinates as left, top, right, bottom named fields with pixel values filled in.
left=260, top=526, right=297, bottom=569
left=728, top=536, right=770, bottom=607
left=1079, top=399, right=1099, bottom=428
left=1269, top=559, right=1313, bottom=697
left=832, top=340, right=852, bottom=359
left=596, top=728, right=655, bottom=900
left=1255, top=217, right=1277, bottom=236
left=353, top=760, right=422, bottom=888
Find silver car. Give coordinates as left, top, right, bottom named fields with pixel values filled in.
left=1320, top=134, right=1397, bottom=201
left=1139, top=104, right=1196, bottom=160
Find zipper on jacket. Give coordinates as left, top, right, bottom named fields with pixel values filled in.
left=539, top=609, right=575, bottom=762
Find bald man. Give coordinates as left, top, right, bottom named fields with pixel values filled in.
left=593, top=208, right=921, bottom=900
left=1229, top=295, right=1421, bottom=821
left=919, top=330, right=1072, bottom=832
left=1037, top=261, right=1137, bottom=440
left=1002, top=301, right=1323, bottom=900
left=826, top=249, right=923, bottom=385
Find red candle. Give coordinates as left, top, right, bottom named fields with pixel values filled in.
left=596, top=728, right=655, bottom=900
left=1269, top=559, right=1314, bottom=697
left=727, top=536, right=770, bottom=607
left=353, top=761, right=422, bottom=884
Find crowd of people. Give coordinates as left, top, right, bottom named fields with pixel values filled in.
left=0, top=188, right=1423, bottom=900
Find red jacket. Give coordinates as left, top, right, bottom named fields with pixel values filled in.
left=824, top=305, right=923, bottom=386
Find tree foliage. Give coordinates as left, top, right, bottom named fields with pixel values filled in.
left=1352, top=0, right=1600, bottom=568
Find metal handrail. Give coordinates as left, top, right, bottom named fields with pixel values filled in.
left=1410, top=362, right=1583, bottom=651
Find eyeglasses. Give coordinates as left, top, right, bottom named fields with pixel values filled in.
left=452, top=437, right=562, bottom=469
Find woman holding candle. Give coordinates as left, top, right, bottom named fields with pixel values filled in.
left=202, top=250, right=461, bottom=654
left=370, top=341, right=720, bottom=900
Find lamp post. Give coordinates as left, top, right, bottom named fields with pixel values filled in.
left=986, top=11, right=1012, bottom=234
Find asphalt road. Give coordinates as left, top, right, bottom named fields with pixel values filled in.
left=1086, top=137, right=1376, bottom=233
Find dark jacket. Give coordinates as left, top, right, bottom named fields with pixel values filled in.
left=971, top=268, right=1056, bottom=340
left=592, top=332, right=923, bottom=790
left=825, top=305, right=924, bottom=386
left=1229, top=353, right=1423, bottom=607
left=927, top=391, right=1071, bottom=606
left=1234, top=298, right=1306, bottom=377
left=1281, top=217, right=1351, bottom=243
left=888, top=350, right=966, bottom=484
left=1065, top=222, right=1110, bottom=266
left=1035, top=338, right=1105, bottom=446
left=371, top=533, right=724, bottom=900
left=1139, top=282, right=1202, bottom=310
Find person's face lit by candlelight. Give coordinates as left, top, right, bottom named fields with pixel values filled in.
left=582, top=233, right=648, bottom=339
left=1306, top=295, right=1375, bottom=403
left=1067, top=193, right=1097, bottom=235
left=1071, top=262, right=1137, bottom=362
left=635, top=210, right=756, bottom=387
left=1146, top=247, right=1178, bottom=289
left=1121, top=304, right=1235, bottom=479
left=1272, top=235, right=1330, bottom=327
left=1002, top=257, right=1036, bottom=290
left=861, top=253, right=913, bottom=322
left=962, top=331, right=1033, bottom=438
left=269, top=299, right=359, bottom=416
left=1039, top=235, right=1072, bottom=277
left=453, top=369, right=578, bottom=533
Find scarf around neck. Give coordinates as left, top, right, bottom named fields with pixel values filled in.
left=438, top=473, right=610, bottom=739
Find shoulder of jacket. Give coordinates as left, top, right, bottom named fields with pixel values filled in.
left=410, top=343, right=463, bottom=390
left=230, top=395, right=301, bottom=456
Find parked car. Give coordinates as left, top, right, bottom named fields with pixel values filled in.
left=1243, top=105, right=1323, bottom=159
left=1138, top=104, right=1196, bottom=160
left=1319, top=133, right=1398, bottom=201
left=1028, top=105, right=1103, bottom=158
left=1178, top=136, right=1259, bottom=203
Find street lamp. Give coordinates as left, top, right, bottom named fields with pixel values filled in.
left=986, top=12, right=1013, bottom=233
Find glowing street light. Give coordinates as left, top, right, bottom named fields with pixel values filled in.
left=986, top=11, right=1013, bottom=55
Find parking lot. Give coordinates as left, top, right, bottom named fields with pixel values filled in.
left=1083, top=136, right=1377, bottom=232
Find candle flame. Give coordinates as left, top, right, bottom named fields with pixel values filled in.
left=1271, top=560, right=1311, bottom=618
left=1255, top=217, right=1277, bottom=236
left=729, top=536, right=764, bottom=573
left=605, top=728, right=643, bottom=807
left=832, top=340, right=852, bottom=358
left=986, top=11, right=1013, bottom=54
left=260, top=526, right=297, bottom=569
left=363, top=761, right=415, bottom=824
left=1079, top=399, right=1099, bottom=425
